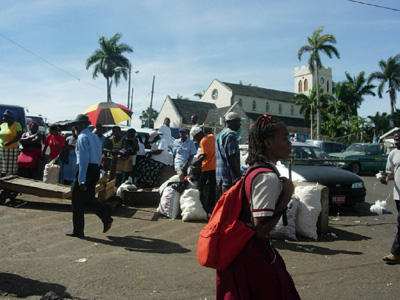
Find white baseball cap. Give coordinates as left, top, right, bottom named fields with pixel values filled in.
left=225, top=112, right=244, bottom=121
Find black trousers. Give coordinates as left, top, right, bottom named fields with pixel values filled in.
left=391, top=200, right=400, bottom=255
left=198, top=169, right=216, bottom=214
left=71, top=164, right=111, bottom=234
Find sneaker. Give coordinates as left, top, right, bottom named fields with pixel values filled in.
left=383, top=253, right=400, bottom=265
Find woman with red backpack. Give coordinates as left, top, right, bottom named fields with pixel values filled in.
left=216, top=114, right=301, bottom=299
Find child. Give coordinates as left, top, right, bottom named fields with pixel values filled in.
left=216, top=114, right=301, bottom=299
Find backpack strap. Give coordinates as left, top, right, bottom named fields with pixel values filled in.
left=243, top=163, right=288, bottom=230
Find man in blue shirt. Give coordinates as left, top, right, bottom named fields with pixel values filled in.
left=66, top=114, right=113, bottom=238
left=216, top=112, right=243, bottom=194
left=173, top=128, right=197, bottom=181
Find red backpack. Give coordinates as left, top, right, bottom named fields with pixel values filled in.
left=197, top=165, right=273, bottom=270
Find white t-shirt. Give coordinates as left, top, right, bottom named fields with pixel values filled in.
left=158, top=124, right=171, bottom=137
left=386, top=148, right=400, bottom=200
left=151, top=138, right=169, bottom=165
left=250, top=170, right=282, bottom=218
left=137, top=139, right=146, bottom=156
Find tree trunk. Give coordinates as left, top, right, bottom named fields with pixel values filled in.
left=315, top=64, right=321, bottom=140
left=106, top=77, right=111, bottom=102
left=310, top=111, right=314, bottom=140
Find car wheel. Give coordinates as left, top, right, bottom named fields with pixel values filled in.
left=349, top=162, right=361, bottom=174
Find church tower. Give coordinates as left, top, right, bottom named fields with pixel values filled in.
left=294, top=65, right=333, bottom=96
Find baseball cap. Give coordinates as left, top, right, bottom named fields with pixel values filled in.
left=225, top=112, right=244, bottom=121
left=190, top=126, right=203, bottom=138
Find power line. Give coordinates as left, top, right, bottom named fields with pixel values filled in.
left=346, top=0, right=400, bottom=12
left=0, top=32, right=125, bottom=97
left=0, top=32, right=82, bottom=81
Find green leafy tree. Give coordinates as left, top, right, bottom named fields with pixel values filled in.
left=86, top=33, right=133, bottom=102
left=298, top=26, right=340, bottom=139
left=140, top=107, right=159, bottom=128
left=194, top=90, right=205, bottom=99
left=322, top=112, right=346, bottom=139
left=176, top=93, right=189, bottom=100
left=331, top=81, right=354, bottom=120
left=342, top=71, right=376, bottom=116
left=294, top=86, right=330, bottom=139
left=368, top=54, right=400, bottom=116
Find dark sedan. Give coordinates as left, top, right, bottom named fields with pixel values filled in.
left=275, top=142, right=367, bottom=206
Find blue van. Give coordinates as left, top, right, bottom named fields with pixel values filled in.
left=0, top=104, right=27, bottom=131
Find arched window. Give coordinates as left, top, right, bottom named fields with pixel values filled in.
left=266, top=102, right=270, bottom=112
left=327, top=81, right=329, bottom=93
left=278, top=104, right=282, bottom=114
left=298, top=80, right=303, bottom=92
left=290, top=105, right=294, bottom=115
left=304, top=79, right=308, bottom=91
left=238, top=99, right=242, bottom=107
left=252, top=100, right=256, bottom=111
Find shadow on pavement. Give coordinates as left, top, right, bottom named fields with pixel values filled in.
left=2, top=198, right=142, bottom=219
left=82, top=235, right=191, bottom=254
left=329, top=202, right=375, bottom=217
left=273, top=225, right=371, bottom=255
left=0, top=272, right=72, bottom=298
left=274, top=240, right=364, bottom=256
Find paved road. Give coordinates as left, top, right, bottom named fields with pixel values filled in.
left=0, top=175, right=399, bottom=300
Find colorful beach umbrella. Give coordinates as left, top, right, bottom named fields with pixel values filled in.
left=83, top=102, right=132, bottom=125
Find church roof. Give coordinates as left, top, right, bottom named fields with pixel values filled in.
left=170, top=98, right=217, bottom=124
left=222, top=82, right=295, bottom=102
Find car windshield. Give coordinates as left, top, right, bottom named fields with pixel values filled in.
left=346, top=144, right=369, bottom=153
left=286, top=145, right=334, bottom=166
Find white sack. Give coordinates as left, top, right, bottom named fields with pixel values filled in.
left=43, top=160, right=60, bottom=184
left=270, top=195, right=300, bottom=241
left=157, top=186, right=181, bottom=219
left=180, top=188, right=207, bottom=221
left=295, top=185, right=322, bottom=241
left=159, top=175, right=181, bottom=196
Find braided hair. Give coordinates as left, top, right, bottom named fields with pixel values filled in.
left=246, top=114, right=282, bottom=166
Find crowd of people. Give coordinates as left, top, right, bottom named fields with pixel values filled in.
left=4, top=107, right=400, bottom=298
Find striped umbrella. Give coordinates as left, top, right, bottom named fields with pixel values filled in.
left=83, top=102, right=132, bottom=125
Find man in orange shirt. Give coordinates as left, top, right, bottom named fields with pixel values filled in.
left=192, top=127, right=216, bottom=216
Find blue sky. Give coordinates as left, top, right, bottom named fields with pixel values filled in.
left=1, top=0, right=399, bottom=128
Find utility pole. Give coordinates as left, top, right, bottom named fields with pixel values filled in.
left=126, top=64, right=131, bottom=126
left=148, top=75, right=155, bottom=128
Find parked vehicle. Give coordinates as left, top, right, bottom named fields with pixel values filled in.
left=0, top=104, right=27, bottom=131
left=305, top=140, right=347, bottom=154
left=240, top=142, right=366, bottom=206
left=330, top=143, right=387, bottom=174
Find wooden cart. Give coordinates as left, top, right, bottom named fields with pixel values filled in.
left=0, top=175, right=115, bottom=205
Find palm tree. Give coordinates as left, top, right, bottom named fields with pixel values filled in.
left=331, top=81, right=355, bottom=120
left=194, top=90, right=205, bottom=99
left=294, top=86, right=330, bottom=139
left=298, top=26, right=340, bottom=139
left=368, top=54, right=400, bottom=116
left=139, top=107, right=159, bottom=128
left=342, top=71, right=376, bottom=116
left=86, top=33, right=133, bottom=102
left=176, top=93, right=189, bottom=100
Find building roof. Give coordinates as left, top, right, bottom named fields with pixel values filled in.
left=170, top=98, right=217, bottom=124
left=245, top=113, right=308, bottom=128
left=222, top=82, right=295, bottom=102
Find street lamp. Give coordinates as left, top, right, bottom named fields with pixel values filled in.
left=114, top=65, right=139, bottom=126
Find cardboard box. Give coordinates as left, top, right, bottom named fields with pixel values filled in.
left=116, top=156, right=133, bottom=172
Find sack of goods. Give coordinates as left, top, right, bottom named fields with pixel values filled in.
left=43, top=159, right=60, bottom=184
